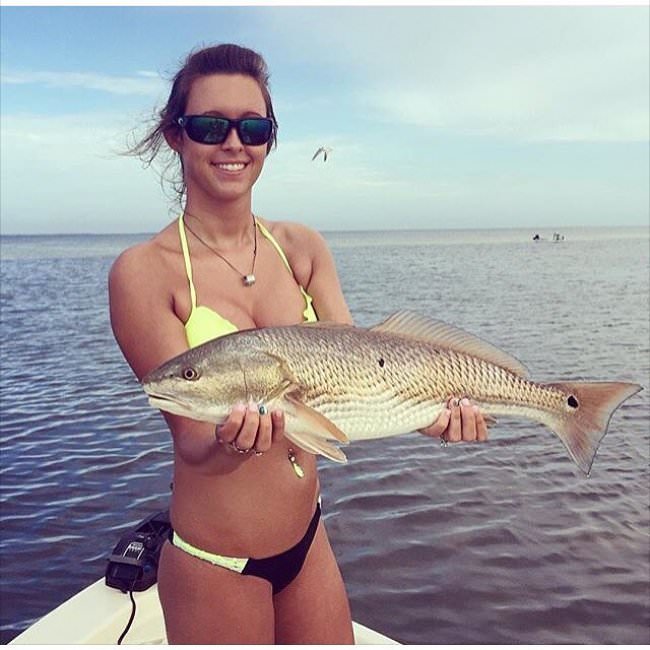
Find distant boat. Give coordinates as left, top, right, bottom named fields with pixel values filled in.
left=532, top=232, right=565, bottom=243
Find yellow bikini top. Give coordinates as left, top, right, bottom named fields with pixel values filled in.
left=179, top=214, right=318, bottom=348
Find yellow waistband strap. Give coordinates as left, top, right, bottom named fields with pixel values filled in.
left=178, top=215, right=197, bottom=310
left=171, top=531, right=249, bottom=573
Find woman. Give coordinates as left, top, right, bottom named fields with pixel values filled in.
left=109, top=43, right=488, bottom=644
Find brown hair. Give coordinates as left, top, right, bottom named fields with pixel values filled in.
left=128, top=43, right=278, bottom=204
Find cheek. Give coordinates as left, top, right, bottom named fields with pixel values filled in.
left=180, top=146, right=209, bottom=174
left=249, top=149, right=267, bottom=177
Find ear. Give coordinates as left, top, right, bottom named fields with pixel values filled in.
left=164, top=125, right=183, bottom=154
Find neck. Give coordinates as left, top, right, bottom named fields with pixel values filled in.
left=183, top=198, right=255, bottom=248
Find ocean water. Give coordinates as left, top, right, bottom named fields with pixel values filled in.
left=1, top=226, right=648, bottom=644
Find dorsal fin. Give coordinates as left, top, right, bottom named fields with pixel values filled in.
left=370, top=310, right=529, bottom=377
left=297, top=320, right=351, bottom=329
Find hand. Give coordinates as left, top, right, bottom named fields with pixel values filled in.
left=215, top=402, right=285, bottom=457
left=419, top=397, right=488, bottom=443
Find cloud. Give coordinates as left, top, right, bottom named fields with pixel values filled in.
left=0, top=112, right=169, bottom=234
left=265, top=6, right=650, bottom=143
left=1, top=69, right=165, bottom=96
left=363, top=37, right=649, bottom=143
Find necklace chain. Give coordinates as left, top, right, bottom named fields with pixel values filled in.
left=183, top=211, right=258, bottom=287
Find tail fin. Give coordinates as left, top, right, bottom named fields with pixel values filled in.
left=545, top=381, right=642, bottom=475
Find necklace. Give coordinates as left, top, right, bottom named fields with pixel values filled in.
left=183, top=212, right=258, bottom=287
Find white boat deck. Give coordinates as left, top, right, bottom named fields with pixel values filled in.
left=11, top=578, right=398, bottom=645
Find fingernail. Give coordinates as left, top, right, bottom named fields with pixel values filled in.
left=472, top=405, right=480, bottom=414
left=248, top=402, right=258, bottom=413
left=461, top=398, right=471, bottom=407
left=232, top=403, right=247, bottom=414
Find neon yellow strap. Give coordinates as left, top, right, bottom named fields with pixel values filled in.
left=171, top=531, right=248, bottom=573
left=255, top=219, right=293, bottom=275
left=178, top=215, right=197, bottom=309
left=256, top=219, right=317, bottom=322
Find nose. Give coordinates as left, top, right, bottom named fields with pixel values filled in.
left=221, top=124, right=243, bottom=149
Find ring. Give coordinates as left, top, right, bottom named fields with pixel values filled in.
left=230, top=442, right=251, bottom=454
left=258, top=404, right=268, bottom=415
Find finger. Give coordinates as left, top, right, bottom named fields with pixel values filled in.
left=419, top=408, right=451, bottom=438
left=216, top=403, right=247, bottom=444
left=447, top=401, right=462, bottom=442
left=475, top=406, right=489, bottom=441
left=271, top=409, right=285, bottom=443
left=233, top=403, right=260, bottom=451
left=460, top=398, right=477, bottom=442
left=254, top=407, right=273, bottom=454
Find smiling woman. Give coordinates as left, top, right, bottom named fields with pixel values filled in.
left=126, top=44, right=278, bottom=205
left=110, top=43, right=358, bottom=645
left=108, top=42, right=486, bottom=645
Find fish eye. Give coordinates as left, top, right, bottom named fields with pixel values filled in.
left=182, top=367, right=199, bottom=381
left=567, top=395, right=579, bottom=409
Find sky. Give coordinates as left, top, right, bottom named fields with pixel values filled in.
left=1, top=3, right=649, bottom=234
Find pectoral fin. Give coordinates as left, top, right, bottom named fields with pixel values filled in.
left=284, top=394, right=349, bottom=443
left=284, top=430, right=348, bottom=463
left=280, top=394, right=349, bottom=462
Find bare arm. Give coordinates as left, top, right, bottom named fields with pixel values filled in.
left=109, top=245, right=187, bottom=381
left=109, top=244, right=224, bottom=465
left=295, top=227, right=353, bottom=325
left=109, top=243, right=284, bottom=465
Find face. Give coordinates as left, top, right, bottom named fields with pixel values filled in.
left=170, top=73, right=270, bottom=206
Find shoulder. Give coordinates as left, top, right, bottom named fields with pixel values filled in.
left=259, top=217, right=352, bottom=324
left=258, top=218, right=333, bottom=289
left=109, top=224, right=179, bottom=292
left=259, top=218, right=331, bottom=260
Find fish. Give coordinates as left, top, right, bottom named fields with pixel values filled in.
left=142, top=310, right=642, bottom=475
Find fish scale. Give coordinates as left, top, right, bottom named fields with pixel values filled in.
left=143, top=310, right=642, bottom=475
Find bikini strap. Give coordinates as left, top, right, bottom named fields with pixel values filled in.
left=178, top=215, right=197, bottom=309
left=255, top=218, right=294, bottom=276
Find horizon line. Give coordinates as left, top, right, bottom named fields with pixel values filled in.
left=1, top=223, right=649, bottom=238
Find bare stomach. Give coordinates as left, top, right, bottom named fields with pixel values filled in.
left=169, top=440, right=320, bottom=559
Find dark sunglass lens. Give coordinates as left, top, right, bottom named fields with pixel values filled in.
left=185, top=117, right=229, bottom=144
left=238, top=119, right=273, bottom=145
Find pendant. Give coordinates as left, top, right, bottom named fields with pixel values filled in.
left=243, top=274, right=256, bottom=287
left=288, top=448, right=305, bottom=478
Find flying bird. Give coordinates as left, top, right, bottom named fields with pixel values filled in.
left=312, top=146, right=332, bottom=162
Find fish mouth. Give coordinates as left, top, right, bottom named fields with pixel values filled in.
left=145, top=391, right=220, bottom=424
left=146, top=393, right=194, bottom=416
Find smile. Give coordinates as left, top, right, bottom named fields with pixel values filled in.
left=213, top=162, right=247, bottom=172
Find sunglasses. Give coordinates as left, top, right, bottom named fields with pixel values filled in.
left=177, top=115, right=274, bottom=146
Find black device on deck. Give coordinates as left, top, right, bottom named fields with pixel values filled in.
left=105, top=510, right=172, bottom=593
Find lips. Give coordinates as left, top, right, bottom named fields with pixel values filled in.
left=212, top=162, right=247, bottom=172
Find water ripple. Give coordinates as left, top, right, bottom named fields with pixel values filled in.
left=1, top=231, right=648, bottom=644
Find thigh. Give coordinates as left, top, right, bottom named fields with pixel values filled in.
left=157, top=540, right=275, bottom=644
left=273, top=520, right=354, bottom=644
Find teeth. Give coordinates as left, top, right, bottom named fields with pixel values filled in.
left=216, top=163, right=245, bottom=171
